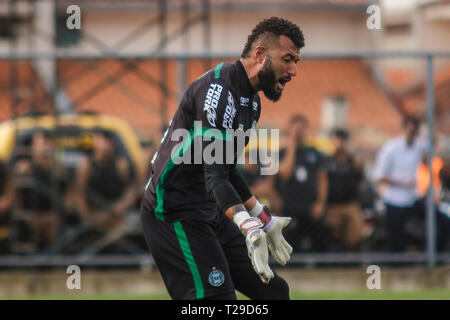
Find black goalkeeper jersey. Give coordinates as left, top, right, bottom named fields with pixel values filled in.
left=142, top=60, right=261, bottom=222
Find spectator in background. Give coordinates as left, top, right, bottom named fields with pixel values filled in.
left=416, top=133, right=446, bottom=201
left=324, top=129, right=365, bottom=251
left=440, top=158, right=450, bottom=195
left=416, top=139, right=450, bottom=252
left=13, top=130, right=67, bottom=251
left=75, top=130, right=137, bottom=232
left=417, top=155, right=443, bottom=202
left=372, top=116, right=426, bottom=252
left=0, top=160, right=12, bottom=254
left=276, top=115, right=331, bottom=252
left=440, top=158, right=450, bottom=242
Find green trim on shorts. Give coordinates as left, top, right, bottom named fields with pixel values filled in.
left=173, top=221, right=205, bottom=300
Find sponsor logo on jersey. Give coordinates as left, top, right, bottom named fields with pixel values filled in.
left=209, top=269, right=225, bottom=287
left=203, top=83, right=223, bottom=127
left=223, top=91, right=237, bottom=129
left=252, top=101, right=259, bottom=112
left=240, top=97, right=250, bottom=107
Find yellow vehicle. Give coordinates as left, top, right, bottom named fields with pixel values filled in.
left=0, top=113, right=143, bottom=178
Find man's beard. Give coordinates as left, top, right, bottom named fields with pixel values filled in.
left=258, top=56, right=282, bottom=102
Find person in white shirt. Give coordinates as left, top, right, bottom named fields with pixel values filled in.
left=373, top=116, right=427, bottom=252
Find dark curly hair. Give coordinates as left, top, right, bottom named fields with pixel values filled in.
left=241, top=17, right=305, bottom=58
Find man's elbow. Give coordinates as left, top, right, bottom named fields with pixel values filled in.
left=204, top=174, right=226, bottom=196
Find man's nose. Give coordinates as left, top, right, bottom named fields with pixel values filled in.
left=288, top=62, right=297, bottom=77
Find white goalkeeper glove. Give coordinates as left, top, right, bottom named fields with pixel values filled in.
left=249, top=201, right=293, bottom=266
left=233, top=211, right=274, bottom=284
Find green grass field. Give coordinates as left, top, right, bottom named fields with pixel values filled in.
left=4, top=289, right=450, bottom=300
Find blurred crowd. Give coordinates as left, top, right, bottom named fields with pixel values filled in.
left=0, top=129, right=147, bottom=255
left=239, top=114, right=450, bottom=253
left=0, top=115, right=449, bottom=256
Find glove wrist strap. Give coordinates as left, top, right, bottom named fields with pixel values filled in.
left=259, top=208, right=274, bottom=229
left=233, top=211, right=263, bottom=237
left=249, top=200, right=274, bottom=229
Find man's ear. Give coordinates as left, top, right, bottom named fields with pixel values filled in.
left=254, top=46, right=266, bottom=65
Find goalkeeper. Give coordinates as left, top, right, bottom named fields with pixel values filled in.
left=140, top=17, right=304, bottom=300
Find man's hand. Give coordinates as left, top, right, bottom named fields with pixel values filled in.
left=245, top=228, right=274, bottom=283
left=253, top=205, right=293, bottom=265
left=234, top=212, right=274, bottom=283
left=266, top=216, right=293, bottom=265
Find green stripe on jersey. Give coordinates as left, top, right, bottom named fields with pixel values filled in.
left=154, top=126, right=195, bottom=221
left=173, top=221, right=205, bottom=299
left=154, top=124, right=232, bottom=221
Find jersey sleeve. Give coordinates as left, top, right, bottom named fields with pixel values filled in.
left=195, top=79, right=246, bottom=213
left=229, top=166, right=253, bottom=203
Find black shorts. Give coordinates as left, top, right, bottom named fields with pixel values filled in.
left=140, top=208, right=290, bottom=300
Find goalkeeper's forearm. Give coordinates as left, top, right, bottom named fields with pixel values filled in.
left=225, top=203, right=248, bottom=221
left=243, top=196, right=257, bottom=213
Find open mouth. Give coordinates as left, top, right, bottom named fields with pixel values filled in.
left=276, top=77, right=291, bottom=91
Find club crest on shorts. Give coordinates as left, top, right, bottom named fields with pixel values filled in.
left=208, top=269, right=224, bottom=287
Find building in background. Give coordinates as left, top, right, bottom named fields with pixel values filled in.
left=381, top=0, right=450, bottom=137
left=0, top=0, right=447, bottom=154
